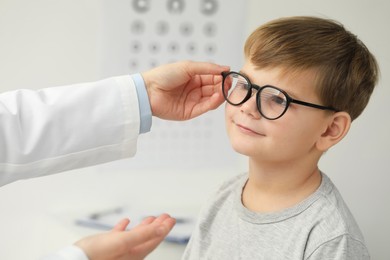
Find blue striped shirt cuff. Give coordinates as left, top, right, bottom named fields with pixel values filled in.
left=131, top=73, right=152, bottom=134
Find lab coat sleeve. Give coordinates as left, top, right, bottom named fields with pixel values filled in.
left=0, top=75, right=141, bottom=186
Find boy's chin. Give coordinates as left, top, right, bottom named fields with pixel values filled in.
left=230, top=142, right=256, bottom=157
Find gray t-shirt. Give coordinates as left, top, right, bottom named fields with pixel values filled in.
left=183, top=173, right=369, bottom=259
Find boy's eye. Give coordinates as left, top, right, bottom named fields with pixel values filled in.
left=241, top=82, right=250, bottom=90
left=270, top=95, right=287, bottom=106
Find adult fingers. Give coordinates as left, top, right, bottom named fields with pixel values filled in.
left=197, top=74, right=224, bottom=89
left=130, top=216, right=176, bottom=257
left=120, top=214, right=175, bottom=247
left=140, top=216, right=156, bottom=225
left=112, top=218, right=130, bottom=232
left=193, top=92, right=225, bottom=116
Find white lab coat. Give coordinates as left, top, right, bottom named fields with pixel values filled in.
left=0, top=75, right=141, bottom=186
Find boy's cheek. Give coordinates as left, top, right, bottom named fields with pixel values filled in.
left=224, top=106, right=238, bottom=130
left=224, top=103, right=236, bottom=118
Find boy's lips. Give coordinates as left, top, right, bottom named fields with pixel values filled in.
left=236, top=123, right=264, bottom=136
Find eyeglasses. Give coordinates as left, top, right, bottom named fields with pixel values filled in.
left=221, top=71, right=338, bottom=120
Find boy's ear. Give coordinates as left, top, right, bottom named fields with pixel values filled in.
left=316, top=111, right=351, bottom=151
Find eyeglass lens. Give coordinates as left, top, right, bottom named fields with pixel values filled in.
left=223, top=73, right=250, bottom=104
left=223, top=72, right=289, bottom=119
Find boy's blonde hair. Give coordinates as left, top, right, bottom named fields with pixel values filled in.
left=244, top=16, right=379, bottom=121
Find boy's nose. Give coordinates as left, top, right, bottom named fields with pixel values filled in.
left=240, top=94, right=261, bottom=119
left=250, top=89, right=256, bottom=97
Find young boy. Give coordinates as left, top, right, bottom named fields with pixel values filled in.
left=183, top=16, right=378, bottom=259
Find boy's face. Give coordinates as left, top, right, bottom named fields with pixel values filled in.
left=225, top=61, right=332, bottom=164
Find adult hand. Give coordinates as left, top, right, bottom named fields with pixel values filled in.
left=75, top=214, right=176, bottom=260
left=142, top=61, right=229, bottom=120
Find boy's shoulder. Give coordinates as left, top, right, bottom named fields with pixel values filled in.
left=314, top=174, right=363, bottom=232
left=302, top=173, right=367, bottom=254
left=218, top=172, right=247, bottom=189
left=200, top=172, right=247, bottom=212
left=212, top=172, right=247, bottom=198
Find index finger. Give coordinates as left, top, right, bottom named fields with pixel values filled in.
left=184, top=61, right=230, bottom=76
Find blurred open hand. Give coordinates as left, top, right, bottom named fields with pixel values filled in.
left=75, top=214, right=176, bottom=260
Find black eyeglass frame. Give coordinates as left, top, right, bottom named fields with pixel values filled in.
left=221, top=71, right=338, bottom=120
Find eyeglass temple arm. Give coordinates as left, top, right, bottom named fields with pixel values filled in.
left=291, top=99, right=337, bottom=111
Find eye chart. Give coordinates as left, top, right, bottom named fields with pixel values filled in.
left=99, top=0, right=247, bottom=171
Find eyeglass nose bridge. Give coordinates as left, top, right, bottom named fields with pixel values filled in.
left=242, top=85, right=259, bottom=104
left=249, top=84, right=262, bottom=97
left=241, top=84, right=262, bottom=107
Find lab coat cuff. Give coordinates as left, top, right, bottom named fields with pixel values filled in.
left=40, top=245, right=89, bottom=260
left=131, top=73, right=152, bottom=134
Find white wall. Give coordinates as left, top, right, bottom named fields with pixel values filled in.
left=0, top=0, right=389, bottom=259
